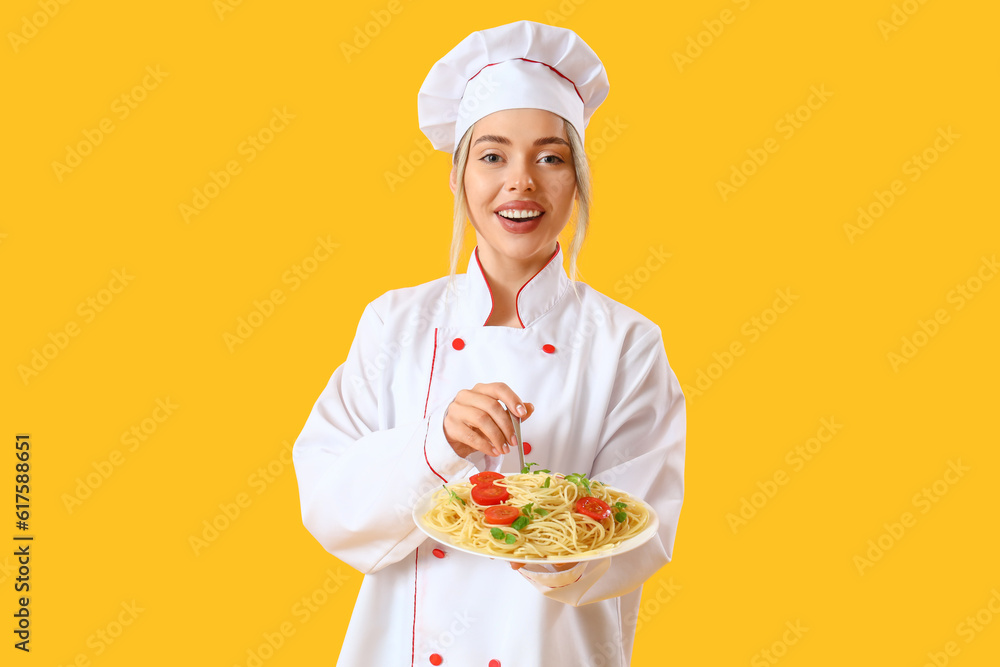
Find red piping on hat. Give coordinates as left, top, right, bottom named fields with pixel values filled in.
left=468, top=58, right=584, bottom=105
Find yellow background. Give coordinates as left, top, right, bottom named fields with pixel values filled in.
left=3, top=0, right=998, bottom=665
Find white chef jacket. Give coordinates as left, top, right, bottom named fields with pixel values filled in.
left=292, top=243, right=685, bottom=667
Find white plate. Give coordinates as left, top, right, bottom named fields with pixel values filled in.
left=411, top=483, right=660, bottom=564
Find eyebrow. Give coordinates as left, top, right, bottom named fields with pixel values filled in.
left=473, top=134, right=570, bottom=148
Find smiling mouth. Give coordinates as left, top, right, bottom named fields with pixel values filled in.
left=495, top=209, right=544, bottom=220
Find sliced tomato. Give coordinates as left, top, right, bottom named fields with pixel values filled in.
left=471, top=483, right=510, bottom=506
left=574, top=496, right=612, bottom=521
left=483, top=505, right=520, bottom=525
left=469, top=471, right=505, bottom=486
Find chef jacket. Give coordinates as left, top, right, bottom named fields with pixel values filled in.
left=293, top=243, right=685, bottom=667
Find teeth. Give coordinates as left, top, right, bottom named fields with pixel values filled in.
left=497, top=209, right=543, bottom=220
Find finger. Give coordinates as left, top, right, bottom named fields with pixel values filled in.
left=510, top=562, right=525, bottom=570
left=445, top=404, right=502, bottom=456
left=524, top=402, right=535, bottom=419
left=473, top=382, right=529, bottom=419
left=463, top=392, right=519, bottom=452
left=446, top=417, right=503, bottom=457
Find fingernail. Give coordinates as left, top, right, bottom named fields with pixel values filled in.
left=516, top=404, right=527, bottom=417
left=503, top=444, right=510, bottom=454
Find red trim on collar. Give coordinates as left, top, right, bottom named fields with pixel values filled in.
left=474, top=243, right=561, bottom=328
left=468, top=58, right=584, bottom=105
left=474, top=247, right=495, bottom=326
left=514, top=243, right=561, bottom=328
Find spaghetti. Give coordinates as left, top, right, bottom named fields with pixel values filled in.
left=421, top=473, right=651, bottom=559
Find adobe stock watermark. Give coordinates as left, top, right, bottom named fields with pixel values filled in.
left=750, top=620, right=808, bottom=667
left=673, top=0, right=754, bottom=73
left=18, top=268, right=134, bottom=385
left=853, top=459, right=969, bottom=575
left=54, top=600, right=145, bottom=666
left=632, top=577, right=682, bottom=633
left=8, top=0, right=72, bottom=54
left=179, top=107, right=295, bottom=223
left=727, top=417, right=843, bottom=534
left=542, top=0, right=590, bottom=26
left=61, top=397, right=179, bottom=514
left=887, top=254, right=996, bottom=372
left=386, top=69, right=502, bottom=192
left=918, top=588, right=1000, bottom=667
left=232, top=567, right=350, bottom=667
left=52, top=66, right=168, bottom=182
left=878, top=0, right=933, bottom=41
left=213, top=0, right=246, bottom=20
left=223, top=235, right=338, bottom=352
left=189, top=440, right=295, bottom=555
left=682, top=288, right=799, bottom=401
left=0, top=556, right=15, bottom=586
left=340, top=0, right=411, bottom=63
left=717, top=85, right=833, bottom=201
left=844, top=126, right=959, bottom=243
left=613, top=245, right=671, bottom=300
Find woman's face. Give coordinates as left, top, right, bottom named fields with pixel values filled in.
left=451, top=108, right=578, bottom=270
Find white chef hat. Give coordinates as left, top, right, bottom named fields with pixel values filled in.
left=417, top=20, right=610, bottom=155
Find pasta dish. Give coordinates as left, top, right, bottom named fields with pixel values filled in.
left=421, top=467, right=651, bottom=559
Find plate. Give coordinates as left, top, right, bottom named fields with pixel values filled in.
left=411, top=482, right=660, bottom=564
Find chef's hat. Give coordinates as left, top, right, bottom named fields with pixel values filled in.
left=417, top=20, right=610, bottom=155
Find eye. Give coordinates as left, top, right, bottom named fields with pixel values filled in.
left=480, top=153, right=502, bottom=164
left=540, top=154, right=566, bottom=164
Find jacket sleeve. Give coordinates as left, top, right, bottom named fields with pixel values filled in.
left=292, top=302, right=481, bottom=575
left=517, top=326, right=686, bottom=605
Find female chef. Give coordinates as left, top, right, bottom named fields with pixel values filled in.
left=292, top=20, right=685, bottom=667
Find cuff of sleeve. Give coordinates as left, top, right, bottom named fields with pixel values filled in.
left=423, top=403, right=478, bottom=481
left=517, top=561, right=589, bottom=588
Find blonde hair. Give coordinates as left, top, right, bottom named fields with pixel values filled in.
left=447, top=117, right=591, bottom=287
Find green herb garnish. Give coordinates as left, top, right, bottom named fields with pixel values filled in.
left=615, top=502, right=628, bottom=509
left=614, top=512, right=627, bottom=523
left=443, top=485, right=466, bottom=506
left=490, top=527, right=505, bottom=540
left=542, top=477, right=551, bottom=488
left=565, top=473, right=592, bottom=495
left=522, top=503, right=534, bottom=516
left=504, top=532, right=517, bottom=544
left=511, top=515, right=529, bottom=531
left=535, top=509, right=549, bottom=516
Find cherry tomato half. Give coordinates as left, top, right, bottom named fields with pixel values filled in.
left=470, top=471, right=505, bottom=486
left=483, top=505, right=520, bottom=525
left=471, top=484, right=510, bottom=506
left=574, top=496, right=612, bottom=521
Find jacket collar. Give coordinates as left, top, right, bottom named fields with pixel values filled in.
left=462, top=243, right=572, bottom=328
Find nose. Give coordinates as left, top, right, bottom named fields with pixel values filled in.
left=506, top=158, right=535, bottom=192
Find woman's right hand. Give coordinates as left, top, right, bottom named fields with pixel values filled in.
left=443, top=382, right=535, bottom=458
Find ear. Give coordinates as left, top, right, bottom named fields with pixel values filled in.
left=449, top=165, right=458, bottom=195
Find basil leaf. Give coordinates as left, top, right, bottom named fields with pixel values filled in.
left=491, top=527, right=504, bottom=540
left=505, top=532, right=517, bottom=544
left=511, top=516, right=529, bottom=531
